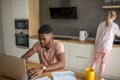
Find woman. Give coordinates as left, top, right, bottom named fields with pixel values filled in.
left=91, top=10, right=120, bottom=79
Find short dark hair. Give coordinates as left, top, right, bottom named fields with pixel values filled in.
left=38, top=25, right=53, bottom=34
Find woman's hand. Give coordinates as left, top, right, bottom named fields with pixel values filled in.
left=28, top=68, right=44, bottom=79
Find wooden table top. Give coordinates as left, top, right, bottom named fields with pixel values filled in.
left=27, top=61, right=101, bottom=80
left=0, top=61, right=101, bottom=80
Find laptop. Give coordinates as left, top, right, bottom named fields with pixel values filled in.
left=0, top=54, right=28, bottom=80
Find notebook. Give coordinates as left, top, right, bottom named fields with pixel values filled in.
left=0, top=54, right=28, bottom=80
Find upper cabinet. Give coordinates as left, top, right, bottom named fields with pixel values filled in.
left=28, top=0, right=40, bottom=36
left=103, top=0, right=120, bottom=9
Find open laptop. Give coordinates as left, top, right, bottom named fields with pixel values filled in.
left=0, top=54, right=28, bottom=80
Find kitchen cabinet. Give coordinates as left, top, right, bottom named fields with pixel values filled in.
left=28, top=39, right=40, bottom=63
left=63, top=42, right=120, bottom=78
left=63, top=42, right=70, bottom=68
left=104, top=47, right=120, bottom=77
left=28, top=0, right=40, bottom=36
left=69, top=43, right=94, bottom=71
left=1, top=0, right=29, bottom=57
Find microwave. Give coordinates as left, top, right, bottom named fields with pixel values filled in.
left=15, top=33, right=29, bottom=48
left=15, top=19, right=28, bottom=29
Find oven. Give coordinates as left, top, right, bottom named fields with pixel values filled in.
left=15, top=33, right=29, bottom=48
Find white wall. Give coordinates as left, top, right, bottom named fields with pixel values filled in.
left=1, top=0, right=29, bottom=57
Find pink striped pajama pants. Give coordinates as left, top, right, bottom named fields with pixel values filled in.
left=91, top=51, right=110, bottom=77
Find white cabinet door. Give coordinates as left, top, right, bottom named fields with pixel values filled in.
left=63, top=42, right=70, bottom=68
left=104, top=47, right=120, bottom=77
left=69, top=43, right=94, bottom=71
left=28, top=39, right=40, bottom=63
left=69, top=43, right=94, bottom=57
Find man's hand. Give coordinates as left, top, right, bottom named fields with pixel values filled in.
left=28, top=68, right=44, bottom=79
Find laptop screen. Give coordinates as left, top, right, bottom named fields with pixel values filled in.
left=0, top=54, right=28, bottom=80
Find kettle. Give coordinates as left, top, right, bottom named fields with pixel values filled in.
left=79, top=31, right=88, bottom=41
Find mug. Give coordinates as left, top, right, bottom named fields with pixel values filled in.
left=79, top=31, right=87, bottom=41
left=85, top=68, right=95, bottom=80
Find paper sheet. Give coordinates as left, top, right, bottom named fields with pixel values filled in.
left=52, top=71, right=77, bottom=80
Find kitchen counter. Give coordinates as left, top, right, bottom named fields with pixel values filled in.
left=29, top=35, right=120, bottom=47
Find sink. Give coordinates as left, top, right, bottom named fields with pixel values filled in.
left=53, top=36, right=73, bottom=40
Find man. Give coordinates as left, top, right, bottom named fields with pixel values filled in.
left=21, top=25, right=65, bottom=78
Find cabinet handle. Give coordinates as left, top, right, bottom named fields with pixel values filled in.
left=76, top=56, right=88, bottom=59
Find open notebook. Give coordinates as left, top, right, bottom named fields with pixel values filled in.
left=0, top=54, right=28, bottom=80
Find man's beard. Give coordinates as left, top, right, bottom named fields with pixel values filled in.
left=41, top=39, right=51, bottom=49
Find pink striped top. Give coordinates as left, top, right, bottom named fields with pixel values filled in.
left=32, top=40, right=64, bottom=65
left=95, top=20, right=120, bottom=53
